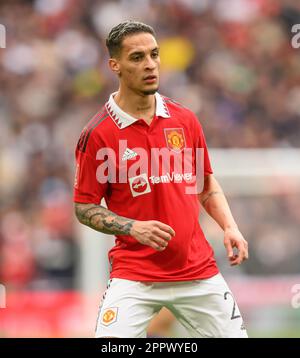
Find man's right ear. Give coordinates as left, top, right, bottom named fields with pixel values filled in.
left=109, top=59, right=121, bottom=75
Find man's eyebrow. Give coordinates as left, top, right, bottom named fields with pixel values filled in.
left=128, top=47, right=160, bottom=56
left=129, top=51, right=144, bottom=56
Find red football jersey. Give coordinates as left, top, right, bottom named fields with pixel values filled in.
left=74, top=92, right=219, bottom=281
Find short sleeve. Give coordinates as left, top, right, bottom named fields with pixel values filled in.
left=73, top=129, right=108, bottom=204
left=193, top=114, right=213, bottom=176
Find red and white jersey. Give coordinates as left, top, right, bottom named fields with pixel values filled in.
left=74, top=92, right=219, bottom=281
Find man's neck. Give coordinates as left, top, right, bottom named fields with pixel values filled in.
left=114, top=88, right=156, bottom=125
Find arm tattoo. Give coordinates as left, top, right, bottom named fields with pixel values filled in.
left=75, top=203, right=134, bottom=235
left=201, top=191, right=222, bottom=207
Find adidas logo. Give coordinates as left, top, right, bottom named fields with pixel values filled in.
left=122, top=148, right=138, bottom=161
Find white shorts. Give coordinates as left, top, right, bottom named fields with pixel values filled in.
left=95, top=273, right=248, bottom=338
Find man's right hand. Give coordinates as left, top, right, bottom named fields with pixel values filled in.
left=130, top=220, right=175, bottom=251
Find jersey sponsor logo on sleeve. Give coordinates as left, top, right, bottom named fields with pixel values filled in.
left=101, top=307, right=118, bottom=326
left=129, top=173, right=151, bottom=197
left=164, top=128, right=186, bottom=153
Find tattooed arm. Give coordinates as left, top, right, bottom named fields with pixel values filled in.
left=198, top=175, right=248, bottom=265
left=74, top=203, right=175, bottom=251
left=198, top=175, right=236, bottom=231
left=75, top=203, right=134, bottom=235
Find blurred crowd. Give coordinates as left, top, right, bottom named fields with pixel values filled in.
left=0, top=0, right=299, bottom=290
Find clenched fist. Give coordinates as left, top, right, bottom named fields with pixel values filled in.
left=130, top=220, right=175, bottom=251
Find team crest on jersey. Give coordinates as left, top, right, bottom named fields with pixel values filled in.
left=164, top=128, right=186, bottom=153
left=101, top=307, right=118, bottom=326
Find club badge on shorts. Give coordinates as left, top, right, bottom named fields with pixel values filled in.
left=164, top=128, right=186, bottom=153
left=101, top=307, right=118, bottom=326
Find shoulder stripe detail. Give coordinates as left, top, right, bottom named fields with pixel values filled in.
left=77, top=113, right=109, bottom=153
left=164, top=97, right=185, bottom=109
left=78, top=110, right=106, bottom=153
left=86, top=108, right=107, bottom=130
left=81, top=114, right=109, bottom=152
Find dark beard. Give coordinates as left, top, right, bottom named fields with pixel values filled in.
left=141, top=89, right=158, bottom=95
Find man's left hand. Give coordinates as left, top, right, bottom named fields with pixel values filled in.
left=223, top=228, right=248, bottom=266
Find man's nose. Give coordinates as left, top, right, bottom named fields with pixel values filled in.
left=144, top=56, right=156, bottom=70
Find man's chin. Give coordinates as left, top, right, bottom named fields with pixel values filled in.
left=141, top=87, right=159, bottom=96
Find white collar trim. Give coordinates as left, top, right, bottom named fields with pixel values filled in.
left=106, top=92, right=170, bottom=129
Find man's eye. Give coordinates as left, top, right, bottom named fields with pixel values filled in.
left=152, top=52, right=159, bottom=58
left=132, top=56, right=141, bottom=61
